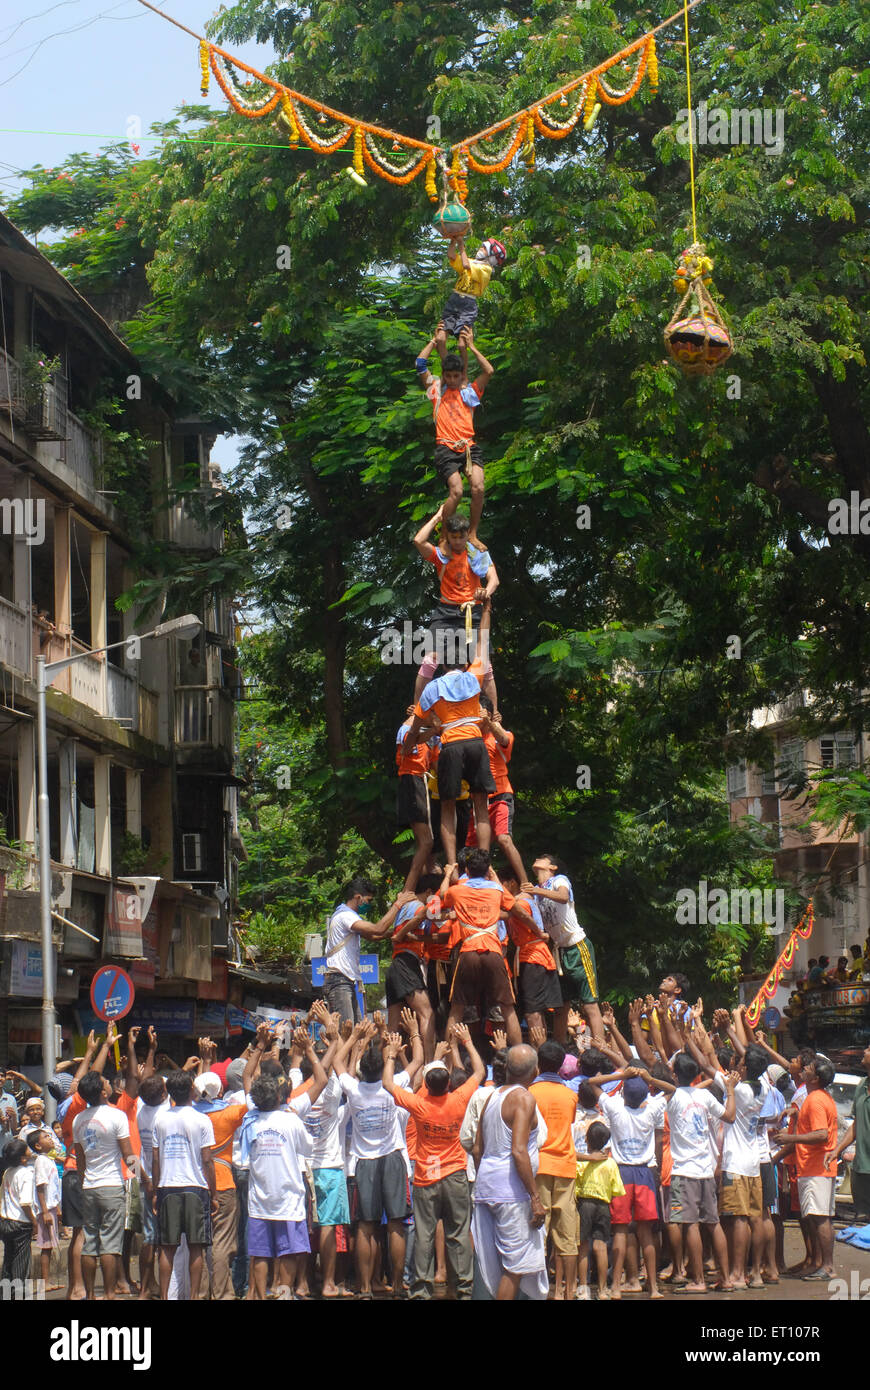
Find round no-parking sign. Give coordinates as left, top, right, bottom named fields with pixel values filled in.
left=90, top=964, right=135, bottom=1022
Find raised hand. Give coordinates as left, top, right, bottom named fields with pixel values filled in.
left=383, top=1032, right=402, bottom=1060
left=372, top=1011, right=386, bottom=1035
left=692, top=997, right=704, bottom=1022
left=601, top=1002, right=615, bottom=1026
left=400, top=1007, right=420, bottom=1038
left=147, top=1026, right=158, bottom=1049
left=449, top=1021, right=471, bottom=1046
left=567, top=1008, right=583, bottom=1032
left=292, top=1026, right=311, bottom=1051
left=712, top=1008, right=731, bottom=1033
left=529, top=1023, right=547, bottom=1051
left=627, top=1000, right=642, bottom=1025
left=492, top=1028, right=508, bottom=1052
left=434, top=1040, right=451, bottom=1062
left=324, top=1011, right=340, bottom=1042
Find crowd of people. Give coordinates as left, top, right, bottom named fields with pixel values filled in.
left=1, top=934, right=866, bottom=1300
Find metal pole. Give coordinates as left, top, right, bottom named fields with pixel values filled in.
left=36, top=656, right=56, bottom=1120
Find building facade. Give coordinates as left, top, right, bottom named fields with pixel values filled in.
left=0, top=211, right=260, bottom=1073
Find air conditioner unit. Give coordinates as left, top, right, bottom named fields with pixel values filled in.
left=182, top=832, right=204, bottom=872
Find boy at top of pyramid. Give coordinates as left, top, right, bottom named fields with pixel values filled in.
left=416, top=323, right=494, bottom=542
left=412, top=504, right=498, bottom=711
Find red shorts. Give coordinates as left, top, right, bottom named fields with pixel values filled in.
left=465, top=793, right=515, bottom=843
left=609, top=1165, right=659, bottom=1225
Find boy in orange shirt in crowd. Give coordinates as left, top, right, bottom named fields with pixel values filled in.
left=416, top=326, right=495, bottom=539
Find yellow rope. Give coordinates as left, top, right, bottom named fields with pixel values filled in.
left=682, top=0, right=698, bottom=244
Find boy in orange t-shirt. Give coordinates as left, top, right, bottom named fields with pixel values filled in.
left=416, top=326, right=495, bottom=539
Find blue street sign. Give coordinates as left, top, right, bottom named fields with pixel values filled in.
left=311, top=954, right=380, bottom=986
left=90, top=964, right=135, bottom=1022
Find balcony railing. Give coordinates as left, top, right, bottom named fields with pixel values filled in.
left=167, top=491, right=224, bottom=551
left=62, top=409, right=103, bottom=493
left=0, top=347, right=67, bottom=440
left=0, top=595, right=31, bottom=677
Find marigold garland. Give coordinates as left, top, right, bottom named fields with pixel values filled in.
left=192, top=3, right=676, bottom=194
left=199, top=40, right=209, bottom=97
left=647, top=36, right=659, bottom=93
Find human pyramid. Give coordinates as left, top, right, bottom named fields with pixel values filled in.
left=14, top=217, right=841, bottom=1310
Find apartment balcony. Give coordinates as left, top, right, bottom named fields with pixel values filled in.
left=0, top=346, right=67, bottom=441
left=175, top=685, right=234, bottom=753
left=62, top=408, right=103, bottom=493
left=0, top=601, right=160, bottom=738
left=167, top=491, right=224, bottom=552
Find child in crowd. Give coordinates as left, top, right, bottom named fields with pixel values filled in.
left=575, top=1121, right=624, bottom=1300
left=28, top=1129, right=62, bottom=1289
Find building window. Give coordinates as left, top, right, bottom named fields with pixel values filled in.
left=726, top=761, right=747, bottom=798
left=819, top=733, right=855, bottom=771
left=760, top=766, right=778, bottom=796
left=779, top=738, right=805, bottom=790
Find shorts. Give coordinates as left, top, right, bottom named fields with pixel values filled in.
left=433, top=441, right=483, bottom=484
left=36, top=1210, right=59, bottom=1249
left=441, top=290, right=479, bottom=336
left=157, top=1186, right=212, bottom=1247
left=851, top=1168, right=870, bottom=1216
left=141, top=1196, right=158, bottom=1245
left=426, top=604, right=484, bottom=672
left=352, top=1150, right=412, bottom=1223
left=660, top=1185, right=672, bottom=1223
left=578, top=1197, right=611, bottom=1244
left=62, top=1169, right=84, bottom=1228
left=797, top=1175, right=836, bottom=1218
left=247, top=1217, right=310, bottom=1259
left=436, top=738, right=495, bottom=800
left=760, top=1161, right=779, bottom=1215
left=610, top=1164, right=659, bottom=1225
left=385, top=950, right=427, bottom=1006
left=81, top=1184, right=126, bottom=1257
left=450, top=949, right=515, bottom=1014
left=396, top=773, right=430, bottom=829
left=669, top=1174, right=719, bottom=1225
left=466, top=793, right=515, bottom=844
left=124, top=1175, right=142, bottom=1233
left=557, top=940, right=599, bottom=1006
left=719, top=1171, right=763, bottom=1219
left=312, top=1168, right=350, bottom=1227
left=518, top=961, right=561, bottom=1014
left=535, top=1174, right=579, bottom=1254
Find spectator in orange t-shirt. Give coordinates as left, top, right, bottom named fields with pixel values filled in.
left=384, top=1021, right=484, bottom=1300
left=531, top=1041, right=580, bottom=1300
left=773, top=1056, right=839, bottom=1280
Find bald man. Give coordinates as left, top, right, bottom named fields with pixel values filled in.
left=471, top=1045, right=549, bottom=1300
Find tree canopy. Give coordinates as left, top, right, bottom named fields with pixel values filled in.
left=6, top=0, right=869, bottom=1001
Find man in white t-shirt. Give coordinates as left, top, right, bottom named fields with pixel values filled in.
left=135, top=1074, right=169, bottom=1300
left=323, top=880, right=417, bottom=1024
left=239, top=1072, right=315, bottom=1299
left=152, top=1070, right=216, bottom=1301
left=334, top=1020, right=423, bottom=1297
left=71, top=1069, right=135, bottom=1300
left=716, top=1043, right=770, bottom=1288
left=666, top=1052, right=737, bottom=1293
left=522, top=855, right=603, bottom=1044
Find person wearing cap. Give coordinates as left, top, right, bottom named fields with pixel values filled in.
left=19, top=1096, right=54, bottom=1149
left=441, top=233, right=507, bottom=342
left=191, top=1060, right=248, bottom=1302
left=522, top=854, right=604, bottom=1046
left=383, top=1021, right=484, bottom=1300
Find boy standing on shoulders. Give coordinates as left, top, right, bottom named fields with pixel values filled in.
left=417, top=325, right=494, bottom=540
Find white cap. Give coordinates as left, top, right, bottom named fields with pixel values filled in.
left=422, top=1061, right=449, bottom=1080
left=193, top=1072, right=222, bottom=1100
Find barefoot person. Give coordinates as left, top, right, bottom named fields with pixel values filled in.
left=416, top=325, right=494, bottom=539
left=471, top=1043, right=548, bottom=1300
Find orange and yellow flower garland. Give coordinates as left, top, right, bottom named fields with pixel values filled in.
left=192, top=20, right=671, bottom=199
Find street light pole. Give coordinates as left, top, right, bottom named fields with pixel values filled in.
left=35, top=614, right=202, bottom=1114
left=36, top=654, right=56, bottom=1118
